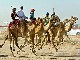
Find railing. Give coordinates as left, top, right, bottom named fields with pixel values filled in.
left=0, top=26, right=8, bottom=27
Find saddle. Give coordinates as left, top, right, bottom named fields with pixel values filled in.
left=8, top=19, right=19, bottom=29
left=31, top=18, right=36, bottom=24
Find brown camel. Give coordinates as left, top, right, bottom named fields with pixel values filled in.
left=56, top=16, right=78, bottom=45
left=0, top=20, right=30, bottom=56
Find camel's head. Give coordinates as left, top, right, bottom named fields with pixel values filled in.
left=70, top=16, right=78, bottom=24
left=28, top=21, right=32, bottom=26
left=36, top=18, right=43, bottom=26
left=55, top=16, right=60, bottom=22
left=63, top=19, right=69, bottom=23
left=37, top=17, right=40, bottom=20
left=71, top=16, right=78, bottom=21
left=50, top=15, right=60, bottom=23
left=39, top=18, right=43, bottom=23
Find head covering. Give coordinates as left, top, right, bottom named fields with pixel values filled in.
left=46, top=12, right=49, bottom=15
left=20, top=6, right=23, bottom=9
left=53, top=12, right=55, bottom=15
left=11, top=6, right=16, bottom=11
left=12, top=8, right=16, bottom=11
left=31, top=9, right=35, bottom=12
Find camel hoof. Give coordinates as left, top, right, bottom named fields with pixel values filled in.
left=22, top=50, right=25, bottom=52
left=17, top=51, right=20, bottom=55
left=40, top=47, right=42, bottom=49
left=56, top=49, right=58, bottom=52
left=34, top=53, right=37, bottom=56
left=12, top=54, right=16, bottom=57
left=13, top=49, right=15, bottom=51
left=13, top=55, right=16, bottom=57
left=45, top=43, right=48, bottom=45
left=30, top=46, right=33, bottom=48
left=49, top=48, right=50, bottom=50
left=38, top=48, right=40, bottom=50
left=32, top=50, right=36, bottom=53
left=20, top=45, right=24, bottom=49
left=52, top=46, right=54, bottom=48
left=0, top=45, right=2, bottom=48
left=35, top=44, right=38, bottom=46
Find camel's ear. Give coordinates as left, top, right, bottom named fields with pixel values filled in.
left=71, top=16, right=73, bottom=18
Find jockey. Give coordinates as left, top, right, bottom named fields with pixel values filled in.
left=9, top=7, right=19, bottom=29
left=30, top=9, right=36, bottom=20
left=30, top=9, right=36, bottom=24
left=51, top=12, right=55, bottom=18
left=17, top=6, right=28, bottom=20
left=44, top=12, right=50, bottom=25
left=11, top=7, right=19, bottom=24
left=51, top=12, right=60, bottom=27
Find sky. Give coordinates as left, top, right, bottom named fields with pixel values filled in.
left=0, top=0, right=80, bottom=25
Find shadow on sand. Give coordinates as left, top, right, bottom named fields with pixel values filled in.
left=19, top=56, right=29, bottom=58
left=0, top=55, right=8, bottom=57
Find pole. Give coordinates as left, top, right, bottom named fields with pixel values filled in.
left=53, top=8, right=54, bottom=14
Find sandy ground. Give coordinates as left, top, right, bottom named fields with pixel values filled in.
left=0, top=31, right=80, bottom=60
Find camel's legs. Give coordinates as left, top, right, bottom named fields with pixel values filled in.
left=57, top=35, right=64, bottom=45
left=37, top=33, right=46, bottom=50
left=10, top=37, right=14, bottom=56
left=64, top=32, right=71, bottom=40
left=13, top=35, right=25, bottom=52
left=44, top=34, right=47, bottom=45
left=44, top=32, right=51, bottom=45
left=19, top=35, right=29, bottom=50
left=51, top=35, right=58, bottom=52
left=0, top=35, right=8, bottom=48
left=30, top=34, right=36, bottom=55
left=13, top=40, right=15, bottom=51
left=47, top=32, right=51, bottom=43
left=35, top=34, right=38, bottom=44
left=66, top=34, right=71, bottom=40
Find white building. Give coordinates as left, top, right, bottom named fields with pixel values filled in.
left=67, top=29, right=80, bottom=35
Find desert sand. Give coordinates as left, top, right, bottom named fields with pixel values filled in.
left=0, top=30, right=80, bottom=60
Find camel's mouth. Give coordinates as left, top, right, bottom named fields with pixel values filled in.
left=76, top=18, right=78, bottom=20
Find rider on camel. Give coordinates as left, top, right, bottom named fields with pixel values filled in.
left=9, top=7, right=19, bottom=28
left=11, top=8, right=19, bottom=24
left=51, top=12, right=60, bottom=27
left=44, top=12, right=50, bottom=26
left=30, top=9, right=36, bottom=24
left=17, top=6, right=28, bottom=20
left=17, top=6, right=28, bottom=30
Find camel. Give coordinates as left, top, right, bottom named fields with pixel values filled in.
left=20, top=18, right=50, bottom=51
left=64, top=16, right=78, bottom=40
left=56, top=16, right=78, bottom=45
left=49, top=15, right=78, bottom=45
left=17, top=20, right=37, bottom=55
left=33, top=16, right=60, bottom=51
left=47, top=15, right=61, bottom=51
left=0, top=20, right=35, bottom=56
left=0, top=22, right=26, bottom=56
left=34, top=18, right=46, bottom=49
left=0, top=15, right=78, bottom=56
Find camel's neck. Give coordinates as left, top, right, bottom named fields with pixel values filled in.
left=65, top=23, right=73, bottom=32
